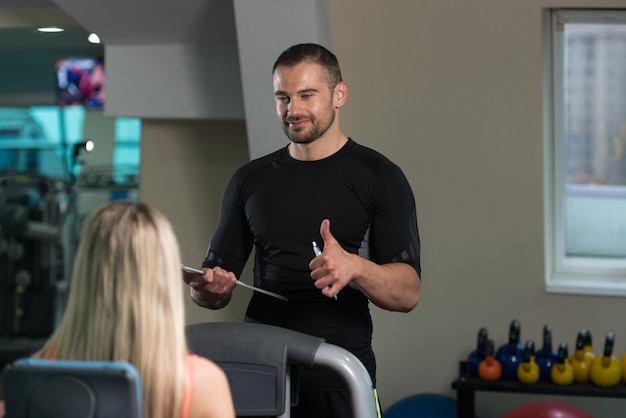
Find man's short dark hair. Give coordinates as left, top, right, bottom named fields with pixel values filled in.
left=273, top=43, right=343, bottom=89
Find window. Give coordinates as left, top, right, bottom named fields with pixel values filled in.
left=546, top=9, right=626, bottom=296
left=0, top=106, right=141, bottom=183
left=113, top=117, right=141, bottom=185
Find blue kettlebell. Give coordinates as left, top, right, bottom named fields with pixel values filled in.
left=496, top=319, right=525, bottom=380
left=535, top=325, right=558, bottom=381
left=467, top=327, right=489, bottom=376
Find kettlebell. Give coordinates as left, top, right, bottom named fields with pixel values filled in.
left=551, top=342, right=574, bottom=385
left=590, top=332, right=621, bottom=387
left=517, top=340, right=540, bottom=384
left=495, top=319, right=524, bottom=380
left=468, top=327, right=489, bottom=377
left=535, top=325, right=557, bottom=382
left=570, top=329, right=594, bottom=383
left=621, top=350, right=626, bottom=383
left=478, top=339, right=502, bottom=381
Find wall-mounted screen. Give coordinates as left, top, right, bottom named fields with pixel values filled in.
left=55, top=57, right=105, bottom=109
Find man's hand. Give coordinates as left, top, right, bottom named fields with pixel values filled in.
left=309, top=218, right=421, bottom=311
left=309, top=219, right=355, bottom=299
left=182, top=266, right=237, bottom=309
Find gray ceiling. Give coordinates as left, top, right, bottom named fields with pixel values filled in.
left=0, top=0, right=97, bottom=54
left=51, top=0, right=237, bottom=46
left=0, top=0, right=237, bottom=55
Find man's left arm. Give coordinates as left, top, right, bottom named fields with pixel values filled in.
left=348, top=257, right=420, bottom=312
left=310, top=219, right=421, bottom=312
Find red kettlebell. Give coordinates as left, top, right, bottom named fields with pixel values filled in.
left=479, top=339, right=502, bottom=381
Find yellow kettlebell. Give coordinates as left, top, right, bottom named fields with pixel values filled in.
left=570, top=329, right=594, bottom=383
left=517, top=340, right=540, bottom=384
left=621, top=351, right=626, bottom=383
left=589, top=332, right=621, bottom=387
left=551, top=342, right=574, bottom=385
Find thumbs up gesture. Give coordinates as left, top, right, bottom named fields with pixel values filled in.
left=309, top=219, right=353, bottom=299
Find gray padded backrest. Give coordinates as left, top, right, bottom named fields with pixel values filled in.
left=185, top=322, right=324, bottom=417
left=2, top=358, right=142, bottom=418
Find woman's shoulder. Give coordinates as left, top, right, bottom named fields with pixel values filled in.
left=187, top=355, right=235, bottom=418
left=191, top=355, right=228, bottom=382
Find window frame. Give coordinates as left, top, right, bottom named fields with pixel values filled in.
left=545, top=8, right=626, bottom=297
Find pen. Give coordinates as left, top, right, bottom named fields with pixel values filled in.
left=312, top=241, right=322, bottom=257
left=312, top=241, right=338, bottom=300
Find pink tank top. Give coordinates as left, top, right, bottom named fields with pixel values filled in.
left=181, top=354, right=198, bottom=418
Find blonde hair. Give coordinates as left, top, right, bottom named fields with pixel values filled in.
left=34, top=201, right=188, bottom=418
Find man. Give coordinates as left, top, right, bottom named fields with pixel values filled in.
left=183, top=43, right=421, bottom=418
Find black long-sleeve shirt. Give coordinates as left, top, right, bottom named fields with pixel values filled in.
left=203, top=138, right=421, bottom=390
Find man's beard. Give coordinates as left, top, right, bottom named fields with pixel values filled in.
left=283, top=107, right=336, bottom=144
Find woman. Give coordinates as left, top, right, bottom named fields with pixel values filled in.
left=32, top=201, right=235, bottom=418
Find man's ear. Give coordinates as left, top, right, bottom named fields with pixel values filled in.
left=334, top=81, right=348, bottom=108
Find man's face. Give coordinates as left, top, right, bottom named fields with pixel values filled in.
left=273, top=62, right=336, bottom=144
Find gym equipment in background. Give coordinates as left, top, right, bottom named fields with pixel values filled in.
left=570, top=329, right=594, bottom=383
left=551, top=342, right=574, bottom=385
left=384, top=393, right=459, bottom=418
left=467, top=327, right=488, bottom=377
left=517, top=340, right=539, bottom=384
left=478, top=339, right=501, bottom=381
left=495, top=319, right=524, bottom=380
left=500, top=400, right=594, bottom=418
left=535, top=325, right=557, bottom=382
left=589, top=332, right=621, bottom=387
left=0, top=172, right=72, bottom=339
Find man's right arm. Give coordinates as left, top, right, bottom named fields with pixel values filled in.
left=186, top=168, right=254, bottom=309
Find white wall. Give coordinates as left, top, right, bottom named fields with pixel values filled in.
left=138, top=119, right=252, bottom=324
left=327, top=0, right=626, bottom=416
left=233, top=0, right=332, bottom=158
left=104, top=44, right=244, bottom=119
